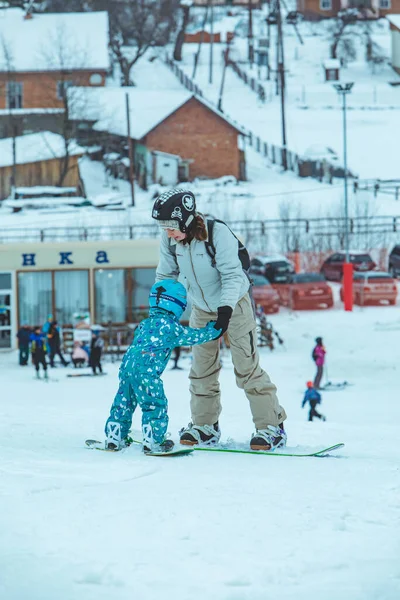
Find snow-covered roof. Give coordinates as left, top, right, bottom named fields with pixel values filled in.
left=0, top=9, right=110, bottom=72
left=323, top=59, right=341, bottom=69
left=387, top=15, right=400, bottom=31
left=0, top=132, right=85, bottom=168
left=69, top=87, right=246, bottom=139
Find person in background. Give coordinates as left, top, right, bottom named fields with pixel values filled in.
left=302, top=381, right=326, bottom=422
left=171, top=347, right=182, bottom=370
left=90, top=330, right=104, bottom=375
left=42, top=314, right=53, bottom=335
left=312, top=337, right=326, bottom=389
left=71, top=341, right=89, bottom=368
left=47, top=320, right=69, bottom=367
left=30, top=326, right=48, bottom=380
left=16, top=322, right=31, bottom=366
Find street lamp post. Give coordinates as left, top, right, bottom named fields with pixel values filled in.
left=334, top=82, right=354, bottom=312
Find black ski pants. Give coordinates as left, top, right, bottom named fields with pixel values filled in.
left=309, top=400, right=323, bottom=422
left=19, top=345, right=29, bottom=366
left=49, top=343, right=68, bottom=367
left=90, top=348, right=103, bottom=374
left=33, top=350, right=47, bottom=373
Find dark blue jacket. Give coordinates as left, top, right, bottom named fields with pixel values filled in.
left=30, top=332, right=47, bottom=354
left=17, top=327, right=31, bottom=346
left=302, top=388, right=321, bottom=408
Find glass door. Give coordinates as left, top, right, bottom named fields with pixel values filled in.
left=0, top=273, right=12, bottom=349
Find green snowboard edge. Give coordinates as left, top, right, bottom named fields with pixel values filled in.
left=193, top=443, right=345, bottom=457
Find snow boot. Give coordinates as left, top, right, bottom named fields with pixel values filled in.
left=105, top=421, right=132, bottom=451
left=179, top=422, right=221, bottom=446
left=143, top=439, right=175, bottom=454
left=250, top=424, right=287, bottom=451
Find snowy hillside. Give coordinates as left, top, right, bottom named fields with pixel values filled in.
left=1, top=305, right=400, bottom=600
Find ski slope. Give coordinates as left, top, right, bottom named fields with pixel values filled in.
left=1, top=305, right=400, bottom=600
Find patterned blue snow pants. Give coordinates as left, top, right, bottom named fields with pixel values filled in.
left=105, top=371, right=169, bottom=445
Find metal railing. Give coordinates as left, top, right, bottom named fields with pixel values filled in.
left=1, top=216, right=400, bottom=245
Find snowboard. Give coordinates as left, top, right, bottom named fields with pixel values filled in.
left=67, top=372, right=107, bottom=378
left=85, top=439, right=193, bottom=457
left=319, top=381, right=351, bottom=391
left=193, top=442, right=345, bottom=458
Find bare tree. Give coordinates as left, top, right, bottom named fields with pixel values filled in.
left=39, top=24, right=93, bottom=185
left=0, top=35, right=19, bottom=193
left=173, top=0, right=192, bottom=62
left=109, top=0, right=180, bottom=86
left=329, top=10, right=358, bottom=61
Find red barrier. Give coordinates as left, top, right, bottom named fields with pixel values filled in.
left=343, top=262, right=354, bottom=312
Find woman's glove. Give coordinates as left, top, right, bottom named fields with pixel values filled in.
left=214, top=306, right=233, bottom=338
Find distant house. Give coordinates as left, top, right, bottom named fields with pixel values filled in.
left=192, top=1, right=260, bottom=5
left=0, top=8, right=109, bottom=136
left=388, top=15, right=400, bottom=74
left=0, top=131, right=85, bottom=200
left=297, top=0, right=400, bottom=20
left=70, top=88, right=247, bottom=183
left=184, top=16, right=236, bottom=43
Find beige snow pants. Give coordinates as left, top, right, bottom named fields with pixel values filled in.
left=189, top=293, right=287, bottom=429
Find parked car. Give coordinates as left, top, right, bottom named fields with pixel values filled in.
left=275, top=273, right=333, bottom=310
left=251, top=274, right=280, bottom=314
left=320, top=252, right=376, bottom=281
left=340, top=271, right=398, bottom=306
left=250, top=254, right=295, bottom=284
left=388, top=245, right=400, bottom=278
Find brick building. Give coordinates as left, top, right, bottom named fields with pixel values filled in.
left=297, top=0, right=400, bottom=20
left=0, top=9, right=109, bottom=135
left=71, top=88, right=246, bottom=182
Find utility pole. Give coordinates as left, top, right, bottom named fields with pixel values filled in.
left=209, top=0, right=214, bottom=84
left=217, top=40, right=231, bottom=112
left=192, top=0, right=211, bottom=79
left=276, top=0, right=287, bottom=171
left=334, top=82, right=355, bottom=312
left=125, top=93, right=135, bottom=207
left=248, top=0, right=254, bottom=67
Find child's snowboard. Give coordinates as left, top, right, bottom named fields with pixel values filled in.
left=85, top=439, right=193, bottom=457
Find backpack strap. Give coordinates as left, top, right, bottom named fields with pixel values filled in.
left=204, top=219, right=217, bottom=267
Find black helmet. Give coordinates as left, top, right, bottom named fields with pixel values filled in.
left=152, top=188, right=196, bottom=233
left=315, top=337, right=323, bottom=345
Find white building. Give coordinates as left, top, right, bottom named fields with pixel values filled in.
left=388, top=15, right=400, bottom=75
left=0, top=239, right=160, bottom=351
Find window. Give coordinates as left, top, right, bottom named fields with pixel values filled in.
left=56, top=80, right=73, bottom=100
left=379, top=0, right=391, bottom=8
left=6, top=81, right=23, bottom=109
left=293, top=273, right=326, bottom=283
left=95, top=269, right=126, bottom=323
left=55, top=270, right=89, bottom=325
left=131, top=268, right=155, bottom=320
left=18, top=272, right=52, bottom=326
left=0, top=273, right=11, bottom=289
left=320, top=0, right=332, bottom=9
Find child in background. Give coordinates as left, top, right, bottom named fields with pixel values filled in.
left=90, top=330, right=104, bottom=375
left=104, top=280, right=221, bottom=453
left=71, top=342, right=89, bottom=368
left=302, top=381, right=326, bottom=422
left=30, top=326, right=48, bottom=380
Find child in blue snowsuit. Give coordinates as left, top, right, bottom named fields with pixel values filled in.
left=104, top=280, right=221, bottom=453
left=302, top=381, right=326, bottom=422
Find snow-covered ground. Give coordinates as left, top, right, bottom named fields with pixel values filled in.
left=1, top=304, right=400, bottom=600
